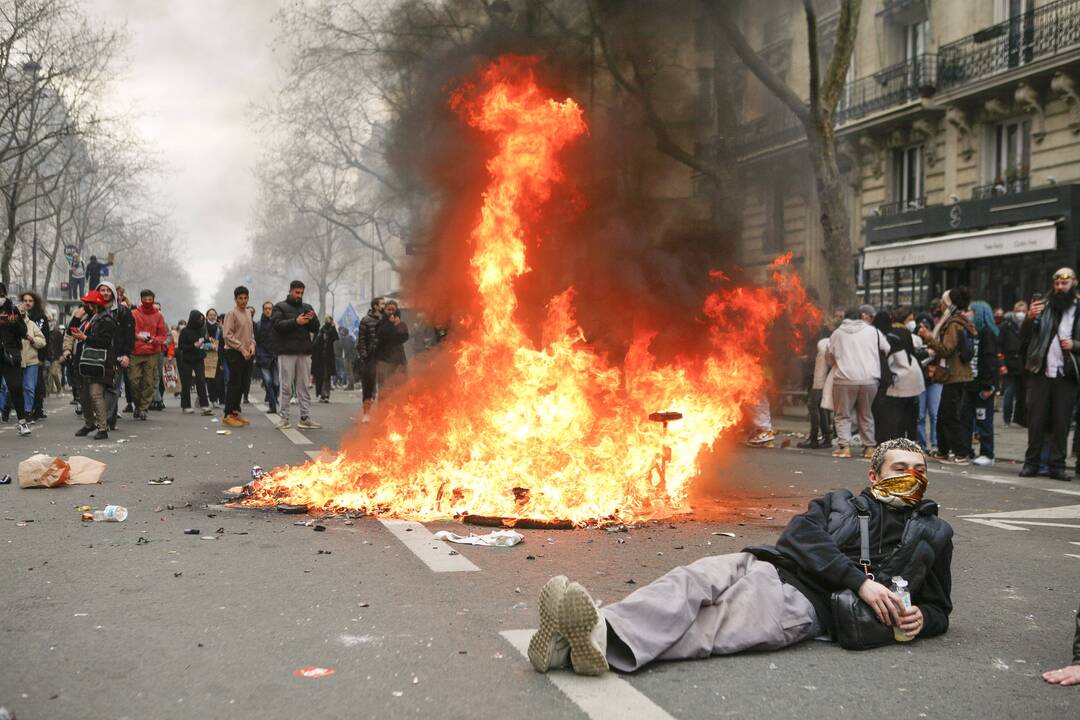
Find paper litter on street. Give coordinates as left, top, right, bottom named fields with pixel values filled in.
left=433, top=529, right=524, bottom=547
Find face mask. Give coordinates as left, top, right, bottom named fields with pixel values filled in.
left=141, top=298, right=154, bottom=309
left=870, top=469, right=928, bottom=509
left=905, top=321, right=916, bottom=332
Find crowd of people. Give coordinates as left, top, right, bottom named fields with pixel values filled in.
left=0, top=277, right=412, bottom=439
left=780, top=267, right=1080, bottom=481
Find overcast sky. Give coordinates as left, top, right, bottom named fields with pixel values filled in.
left=85, top=0, right=285, bottom=304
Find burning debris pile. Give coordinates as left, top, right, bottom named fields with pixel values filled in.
left=237, top=55, right=818, bottom=526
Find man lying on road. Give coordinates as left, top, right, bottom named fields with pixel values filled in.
left=528, top=437, right=953, bottom=675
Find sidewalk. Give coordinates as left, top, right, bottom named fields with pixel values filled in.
left=773, top=405, right=1029, bottom=465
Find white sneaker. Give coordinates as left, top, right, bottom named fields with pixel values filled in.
left=182, top=408, right=195, bottom=414
left=17, top=420, right=31, bottom=436
left=558, top=582, right=608, bottom=675
left=276, top=418, right=290, bottom=430
left=972, top=456, right=995, bottom=466
left=528, top=576, right=571, bottom=672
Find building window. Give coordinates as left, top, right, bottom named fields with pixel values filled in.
left=993, top=118, right=1031, bottom=184
left=891, top=144, right=924, bottom=211
left=765, top=185, right=785, bottom=253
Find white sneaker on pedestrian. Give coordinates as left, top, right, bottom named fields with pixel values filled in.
left=528, top=575, right=571, bottom=672
left=558, top=582, right=608, bottom=676
left=182, top=408, right=195, bottom=414
left=948, top=454, right=970, bottom=465
left=972, top=456, right=995, bottom=466
left=297, top=417, right=321, bottom=430
left=17, top=420, right=31, bottom=437
left=276, top=418, right=291, bottom=430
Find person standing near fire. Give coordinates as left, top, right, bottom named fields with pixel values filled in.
left=221, top=286, right=256, bottom=428
left=271, top=280, right=321, bottom=430
left=374, top=299, right=409, bottom=394
left=357, top=297, right=384, bottom=423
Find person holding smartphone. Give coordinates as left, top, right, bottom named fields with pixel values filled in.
left=1019, top=269, right=1080, bottom=480
left=270, top=280, right=320, bottom=430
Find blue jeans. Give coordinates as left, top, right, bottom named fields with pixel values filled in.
left=0, top=364, right=38, bottom=415
left=973, top=389, right=995, bottom=459
left=918, top=383, right=943, bottom=450
left=259, top=360, right=279, bottom=408
left=1002, top=374, right=1020, bottom=425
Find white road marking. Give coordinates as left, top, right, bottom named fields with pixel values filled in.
left=304, top=449, right=336, bottom=461
left=262, top=412, right=311, bottom=445
left=960, top=504, right=1080, bottom=531
left=379, top=519, right=480, bottom=572
left=1045, top=488, right=1080, bottom=497
left=1065, top=554, right=1080, bottom=560
left=500, top=629, right=674, bottom=720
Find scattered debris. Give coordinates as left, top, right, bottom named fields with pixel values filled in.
left=525, top=554, right=536, bottom=560
left=18, top=454, right=106, bottom=488
left=276, top=504, right=307, bottom=514
left=712, top=532, right=736, bottom=538
left=92, top=505, right=127, bottom=522
left=317, top=549, right=332, bottom=554
left=216, top=430, right=231, bottom=435
left=148, top=477, right=174, bottom=485
left=184, top=528, right=200, bottom=535
left=625, top=579, right=636, bottom=585
left=251, top=465, right=266, bottom=480
left=174, top=572, right=183, bottom=578
left=136, top=537, right=150, bottom=545
left=604, top=524, right=629, bottom=533
left=293, top=667, right=335, bottom=679
left=0, top=474, right=11, bottom=485
left=201, top=536, right=216, bottom=540
left=433, top=529, right=524, bottom=547
left=313, top=524, right=326, bottom=532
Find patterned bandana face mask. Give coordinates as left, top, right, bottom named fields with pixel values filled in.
left=870, top=469, right=928, bottom=509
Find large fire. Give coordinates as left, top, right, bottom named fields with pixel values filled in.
left=241, top=56, right=819, bottom=525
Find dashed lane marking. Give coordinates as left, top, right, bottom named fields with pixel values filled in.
left=500, top=629, right=674, bottom=720
left=379, top=519, right=479, bottom=572
left=262, top=412, right=311, bottom=445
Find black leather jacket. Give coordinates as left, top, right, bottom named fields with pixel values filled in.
left=1023, top=298, right=1080, bottom=379
left=748, top=488, right=953, bottom=639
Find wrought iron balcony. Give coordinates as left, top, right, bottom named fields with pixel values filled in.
left=938, top=0, right=1080, bottom=91
left=877, top=196, right=927, bottom=216
left=735, top=110, right=804, bottom=158
left=835, top=54, right=937, bottom=124
left=971, top=175, right=1031, bottom=200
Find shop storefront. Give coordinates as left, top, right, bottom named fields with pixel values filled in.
left=860, top=183, right=1080, bottom=311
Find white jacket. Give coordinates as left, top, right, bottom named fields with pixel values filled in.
left=812, top=337, right=830, bottom=390
left=885, top=332, right=926, bottom=398
left=826, top=319, right=889, bottom=386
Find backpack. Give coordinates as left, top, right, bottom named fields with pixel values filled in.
left=956, top=326, right=975, bottom=364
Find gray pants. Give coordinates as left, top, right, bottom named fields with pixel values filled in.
left=602, top=552, right=819, bottom=672
left=277, top=354, right=311, bottom=420
left=832, top=382, right=877, bottom=448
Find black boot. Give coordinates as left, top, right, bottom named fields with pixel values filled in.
left=1018, top=465, right=1039, bottom=478
left=75, top=426, right=93, bottom=437
left=93, top=430, right=109, bottom=440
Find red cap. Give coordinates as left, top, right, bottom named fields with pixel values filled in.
left=80, top=290, right=107, bottom=306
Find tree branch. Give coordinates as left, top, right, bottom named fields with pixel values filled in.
left=819, top=0, right=861, bottom=115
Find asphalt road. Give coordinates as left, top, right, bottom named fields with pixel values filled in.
left=1, top=390, right=1078, bottom=720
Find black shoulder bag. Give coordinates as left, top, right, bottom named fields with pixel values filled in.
left=829, top=510, right=896, bottom=650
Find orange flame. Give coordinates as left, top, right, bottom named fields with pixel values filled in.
left=241, top=56, right=820, bottom=525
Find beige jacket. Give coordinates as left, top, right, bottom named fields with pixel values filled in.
left=20, top=316, right=46, bottom=367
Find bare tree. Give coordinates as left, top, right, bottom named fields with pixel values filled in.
left=0, top=0, right=123, bottom=286
left=716, top=0, right=862, bottom=304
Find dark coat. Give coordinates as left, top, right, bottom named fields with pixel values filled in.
left=357, top=310, right=381, bottom=364
left=0, top=297, right=27, bottom=360
left=311, top=322, right=339, bottom=379
left=178, top=311, right=207, bottom=366
left=80, top=309, right=119, bottom=381
left=374, top=317, right=409, bottom=366
left=747, top=488, right=953, bottom=639
left=999, top=320, right=1023, bottom=375
left=1023, top=298, right=1080, bottom=380
left=270, top=297, right=317, bottom=356
left=254, top=315, right=276, bottom=366
left=972, top=326, right=1001, bottom=392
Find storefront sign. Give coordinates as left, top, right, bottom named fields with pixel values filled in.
left=863, top=220, right=1058, bottom=270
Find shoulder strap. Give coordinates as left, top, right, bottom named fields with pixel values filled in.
left=856, top=505, right=874, bottom=580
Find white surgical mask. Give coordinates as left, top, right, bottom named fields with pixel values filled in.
left=905, top=321, right=916, bottom=332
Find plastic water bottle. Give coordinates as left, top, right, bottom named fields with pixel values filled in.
left=892, top=576, right=913, bottom=642
left=92, top=505, right=128, bottom=522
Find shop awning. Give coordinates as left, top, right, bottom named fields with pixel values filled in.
left=862, top=220, right=1058, bottom=270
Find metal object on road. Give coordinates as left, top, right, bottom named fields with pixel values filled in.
left=183, top=528, right=200, bottom=535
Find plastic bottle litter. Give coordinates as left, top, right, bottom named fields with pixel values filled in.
left=892, top=576, right=913, bottom=642
left=92, top=505, right=128, bottom=522
left=251, top=465, right=265, bottom=480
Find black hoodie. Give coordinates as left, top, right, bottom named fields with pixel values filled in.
left=270, top=296, right=317, bottom=355
left=178, top=311, right=206, bottom=365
